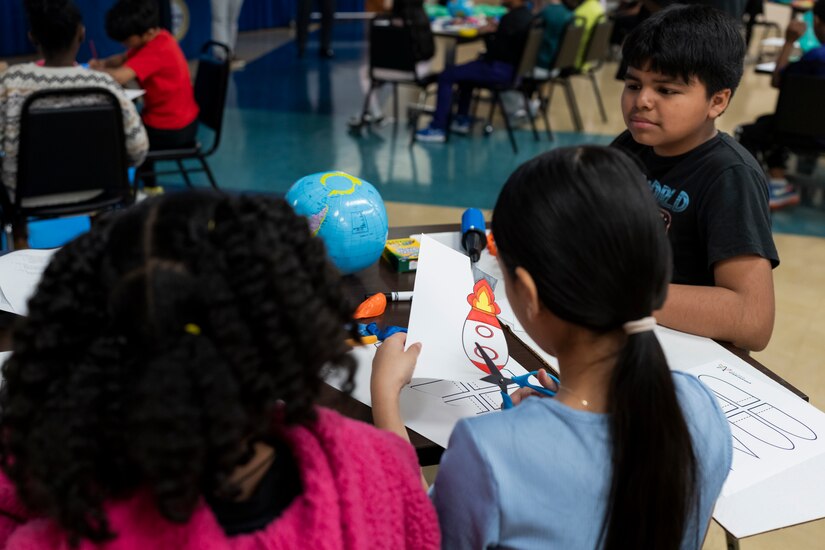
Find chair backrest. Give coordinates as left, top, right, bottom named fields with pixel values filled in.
left=16, top=87, right=130, bottom=207
left=581, top=17, right=614, bottom=69
left=369, top=15, right=418, bottom=74
left=775, top=74, right=825, bottom=139
left=552, top=16, right=586, bottom=71
left=194, top=41, right=231, bottom=153
left=515, top=23, right=546, bottom=81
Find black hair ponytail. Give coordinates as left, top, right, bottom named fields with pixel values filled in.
left=493, top=146, right=697, bottom=550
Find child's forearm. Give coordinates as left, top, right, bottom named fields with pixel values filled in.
left=656, top=281, right=774, bottom=352
left=103, top=53, right=127, bottom=68
left=771, top=42, right=796, bottom=89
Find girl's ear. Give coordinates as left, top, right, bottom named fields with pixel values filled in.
left=513, top=266, right=541, bottom=321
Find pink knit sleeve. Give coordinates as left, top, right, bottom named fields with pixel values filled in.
left=0, top=472, right=28, bottom=544
left=373, top=430, right=441, bottom=549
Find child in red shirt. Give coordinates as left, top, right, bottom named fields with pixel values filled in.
left=91, top=0, right=199, bottom=188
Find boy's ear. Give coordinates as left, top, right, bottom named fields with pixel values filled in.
left=708, top=88, right=732, bottom=119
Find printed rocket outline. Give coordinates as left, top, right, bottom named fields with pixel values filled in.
left=698, top=374, right=818, bottom=459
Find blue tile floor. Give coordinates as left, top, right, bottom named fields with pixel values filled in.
left=153, top=22, right=825, bottom=237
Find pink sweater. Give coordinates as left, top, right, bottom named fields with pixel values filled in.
left=0, top=408, right=440, bottom=549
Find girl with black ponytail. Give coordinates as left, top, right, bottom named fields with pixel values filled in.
left=371, top=146, right=732, bottom=549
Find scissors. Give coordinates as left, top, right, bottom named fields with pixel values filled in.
left=475, top=342, right=560, bottom=410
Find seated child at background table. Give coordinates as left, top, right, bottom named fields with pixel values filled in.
left=90, top=0, right=199, bottom=191
left=612, top=5, right=778, bottom=352
left=348, top=0, right=436, bottom=127
left=415, top=0, right=533, bottom=142
left=737, top=0, right=825, bottom=209
left=0, top=0, right=148, bottom=246
left=0, top=192, right=439, bottom=549
left=372, top=146, right=732, bottom=550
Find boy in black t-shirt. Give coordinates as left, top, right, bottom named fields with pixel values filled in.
left=612, top=5, right=778, bottom=351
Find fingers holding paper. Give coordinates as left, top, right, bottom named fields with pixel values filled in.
left=371, top=333, right=422, bottom=398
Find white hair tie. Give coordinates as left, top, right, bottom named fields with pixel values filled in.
left=623, top=316, right=657, bottom=335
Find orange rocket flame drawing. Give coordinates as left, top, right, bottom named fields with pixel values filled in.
left=462, top=279, right=508, bottom=374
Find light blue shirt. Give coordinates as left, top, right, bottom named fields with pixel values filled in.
left=431, top=372, right=732, bottom=549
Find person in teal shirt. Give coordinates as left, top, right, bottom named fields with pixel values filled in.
left=537, top=0, right=574, bottom=69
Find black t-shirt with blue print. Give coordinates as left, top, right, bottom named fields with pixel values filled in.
left=612, top=131, right=779, bottom=286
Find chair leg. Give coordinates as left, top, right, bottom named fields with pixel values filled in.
left=589, top=72, right=607, bottom=123
left=540, top=84, right=554, bottom=141
left=360, top=81, right=376, bottom=126
left=392, top=83, right=399, bottom=125
left=562, top=80, right=583, bottom=132
left=198, top=156, right=220, bottom=190
left=496, top=92, right=518, bottom=154
left=484, top=92, right=496, bottom=134
left=523, top=91, right=539, bottom=142
left=176, top=159, right=194, bottom=188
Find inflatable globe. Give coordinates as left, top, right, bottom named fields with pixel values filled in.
left=286, top=171, right=389, bottom=275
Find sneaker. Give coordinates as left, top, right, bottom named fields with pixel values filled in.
left=768, top=179, right=801, bottom=210
left=416, top=127, right=446, bottom=143
left=450, top=115, right=472, bottom=135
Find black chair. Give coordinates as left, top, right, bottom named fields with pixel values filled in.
left=355, top=15, right=438, bottom=132
left=2, top=87, right=135, bottom=248
left=773, top=74, right=825, bottom=185
left=568, top=16, right=614, bottom=124
left=523, top=16, right=587, bottom=139
left=140, top=41, right=230, bottom=189
left=461, top=22, right=545, bottom=153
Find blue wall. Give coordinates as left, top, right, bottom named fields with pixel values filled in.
left=1, top=0, right=211, bottom=58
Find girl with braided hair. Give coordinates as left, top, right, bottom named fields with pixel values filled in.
left=0, top=191, right=439, bottom=548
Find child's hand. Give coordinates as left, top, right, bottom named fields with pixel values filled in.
left=786, top=19, right=807, bottom=42
left=88, top=59, right=104, bottom=70
left=509, top=369, right=559, bottom=407
left=370, top=333, right=421, bottom=400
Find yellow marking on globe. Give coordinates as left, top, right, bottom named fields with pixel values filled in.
left=320, top=171, right=362, bottom=196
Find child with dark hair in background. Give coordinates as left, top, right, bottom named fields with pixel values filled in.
left=0, top=192, right=439, bottom=548
left=0, top=0, right=147, bottom=246
left=90, top=0, right=199, bottom=191
left=737, top=0, right=825, bottom=209
left=415, top=0, right=533, bottom=142
left=612, top=4, right=778, bottom=352
left=371, top=146, right=731, bottom=549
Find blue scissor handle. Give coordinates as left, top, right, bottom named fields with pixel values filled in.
left=511, top=370, right=559, bottom=397
left=500, top=390, right=514, bottom=410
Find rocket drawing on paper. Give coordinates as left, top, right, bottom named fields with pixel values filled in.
left=462, top=279, right=509, bottom=374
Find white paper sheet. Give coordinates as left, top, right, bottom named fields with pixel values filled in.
left=685, top=360, right=825, bottom=497
left=406, top=235, right=521, bottom=382
left=0, top=248, right=58, bottom=316
left=327, top=345, right=469, bottom=447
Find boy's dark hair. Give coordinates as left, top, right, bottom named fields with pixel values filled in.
left=815, top=0, right=825, bottom=21
left=105, top=0, right=160, bottom=42
left=622, top=4, right=745, bottom=97
left=24, top=0, right=82, bottom=56
left=0, top=192, right=358, bottom=543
